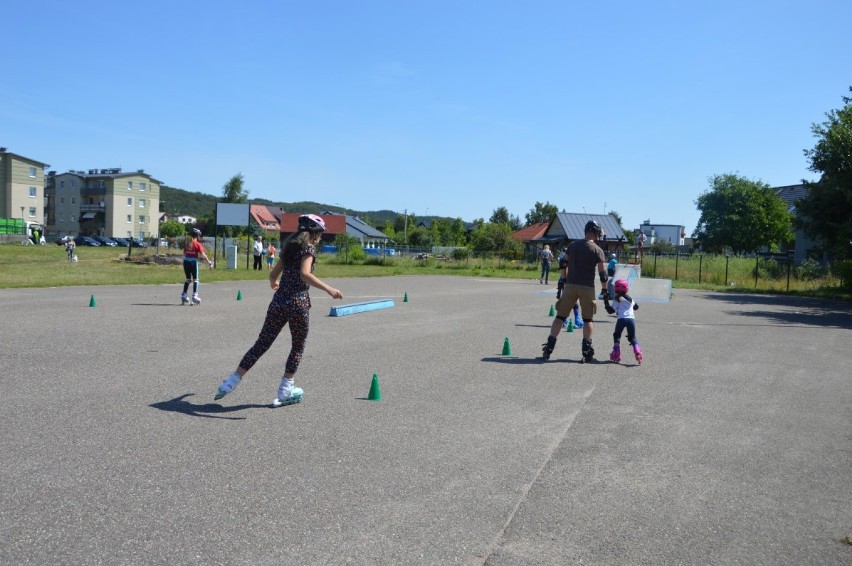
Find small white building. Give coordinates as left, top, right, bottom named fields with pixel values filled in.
left=638, top=220, right=686, bottom=247
left=176, top=215, right=197, bottom=225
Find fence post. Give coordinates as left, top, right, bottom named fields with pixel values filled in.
left=653, top=252, right=658, bottom=278
left=754, top=256, right=759, bottom=289
left=698, top=254, right=703, bottom=284
left=675, top=252, right=679, bottom=280
left=725, top=254, right=730, bottom=285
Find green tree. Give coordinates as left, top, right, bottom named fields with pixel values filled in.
left=449, top=218, right=468, bottom=245
left=221, top=173, right=249, bottom=203
left=524, top=201, right=558, bottom=226
left=159, top=219, right=185, bottom=239
left=693, top=173, right=793, bottom=254
left=470, top=223, right=516, bottom=253
left=490, top=207, right=511, bottom=225
left=797, top=87, right=852, bottom=259
left=407, top=226, right=432, bottom=248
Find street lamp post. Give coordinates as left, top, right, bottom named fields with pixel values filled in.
left=20, top=206, right=25, bottom=243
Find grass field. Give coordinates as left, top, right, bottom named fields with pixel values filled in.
left=1, top=243, right=848, bottom=300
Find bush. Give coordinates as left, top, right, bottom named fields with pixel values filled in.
left=831, top=260, right=852, bottom=289
left=452, top=247, right=470, bottom=261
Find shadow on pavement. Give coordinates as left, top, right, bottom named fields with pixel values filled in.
left=150, top=393, right=268, bottom=419
left=702, top=292, right=852, bottom=329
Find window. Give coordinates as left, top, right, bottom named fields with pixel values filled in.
left=139, top=182, right=146, bottom=191
left=28, top=166, right=36, bottom=178
left=71, top=180, right=77, bottom=189
left=71, top=215, right=76, bottom=222
left=60, top=197, right=65, bottom=205
left=29, top=187, right=37, bottom=198
left=127, top=181, right=133, bottom=190
left=139, top=198, right=145, bottom=208
left=138, top=215, right=146, bottom=224
left=29, top=207, right=36, bottom=217
left=127, top=197, right=133, bottom=206
left=71, top=197, right=77, bottom=205
left=60, top=180, right=65, bottom=189
left=127, top=215, right=132, bottom=223
left=98, top=180, right=104, bottom=189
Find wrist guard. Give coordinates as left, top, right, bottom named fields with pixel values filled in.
left=599, top=271, right=608, bottom=284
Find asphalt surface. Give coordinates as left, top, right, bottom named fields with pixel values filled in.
left=1, top=276, right=850, bottom=565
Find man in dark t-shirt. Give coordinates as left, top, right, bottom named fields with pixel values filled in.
left=541, top=220, right=608, bottom=363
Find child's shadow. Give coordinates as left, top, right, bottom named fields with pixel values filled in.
left=150, top=393, right=268, bottom=420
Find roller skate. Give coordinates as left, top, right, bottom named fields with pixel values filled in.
left=581, top=339, right=595, bottom=364
left=272, top=377, right=304, bottom=408
left=541, top=336, right=557, bottom=360
left=181, top=293, right=189, bottom=306
left=633, top=343, right=643, bottom=365
left=573, top=316, right=584, bottom=329
left=609, top=345, right=621, bottom=363
left=191, top=293, right=201, bottom=306
left=214, top=372, right=241, bottom=400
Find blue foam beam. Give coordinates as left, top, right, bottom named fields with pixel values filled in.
left=329, top=299, right=395, bottom=317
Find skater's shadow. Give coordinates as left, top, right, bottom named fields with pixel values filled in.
left=481, top=356, right=557, bottom=365
left=132, top=303, right=182, bottom=307
left=150, top=393, right=268, bottom=419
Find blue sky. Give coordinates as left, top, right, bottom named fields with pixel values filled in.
left=3, top=0, right=849, bottom=233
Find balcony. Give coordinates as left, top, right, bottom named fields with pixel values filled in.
left=80, top=203, right=106, bottom=212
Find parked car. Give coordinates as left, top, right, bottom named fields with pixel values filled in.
left=112, top=237, right=130, bottom=247
left=55, top=235, right=72, bottom=246
left=130, top=238, right=149, bottom=248
left=92, top=236, right=118, bottom=247
left=74, top=236, right=102, bottom=247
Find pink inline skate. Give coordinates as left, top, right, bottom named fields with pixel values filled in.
left=609, top=345, right=621, bottom=363
left=632, top=343, right=643, bottom=365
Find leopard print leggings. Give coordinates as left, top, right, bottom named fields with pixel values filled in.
left=238, top=293, right=311, bottom=375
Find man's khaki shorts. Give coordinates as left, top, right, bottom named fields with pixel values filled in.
left=555, top=284, right=596, bottom=320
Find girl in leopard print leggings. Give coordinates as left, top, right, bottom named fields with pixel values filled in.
left=214, top=214, right=343, bottom=407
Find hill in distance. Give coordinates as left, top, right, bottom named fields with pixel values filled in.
left=160, top=186, right=455, bottom=227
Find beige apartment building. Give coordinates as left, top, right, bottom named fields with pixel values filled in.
left=46, top=168, right=162, bottom=239
left=0, top=147, right=49, bottom=228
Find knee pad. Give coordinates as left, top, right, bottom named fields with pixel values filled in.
left=582, top=318, right=592, bottom=323
left=555, top=315, right=568, bottom=322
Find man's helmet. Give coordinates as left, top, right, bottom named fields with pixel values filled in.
left=298, top=214, right=326, bottom=233
left=614, top=279, right=630, bottom=294
left=584, top=220, right=602, bottom=235
left=192, top=228, right=202, bottom=237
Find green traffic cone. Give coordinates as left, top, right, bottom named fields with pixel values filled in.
left=403, top=292, right=408, bottom=303
left=237, top=290, right=242, bottom=301
left=502, top=337, right=512, bottom=356
left=567, top=317, right=574, bottom=332
left=368, top=373, right=382, bottom=401
left=89, top=294, right=96, bottom=307
left=549, top=305, right=555, bottom=316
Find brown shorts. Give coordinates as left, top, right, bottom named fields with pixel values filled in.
left=555, top=284, right=597, bottom=320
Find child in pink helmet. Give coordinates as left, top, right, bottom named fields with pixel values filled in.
left=608, top=278, right=643, bottom=364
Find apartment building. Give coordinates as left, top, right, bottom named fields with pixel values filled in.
left=0, top=147, right=50, bottom=226
left=45, top=168, right=162, bottom=239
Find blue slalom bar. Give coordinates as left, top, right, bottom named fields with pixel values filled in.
left=329, top=299, right=395, bottom=317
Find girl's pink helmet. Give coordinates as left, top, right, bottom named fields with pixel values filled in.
left=614, top=279, right=630, bottom=294
left=298, top=214, right=326, bottom=232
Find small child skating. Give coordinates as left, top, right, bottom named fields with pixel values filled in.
left=214, top=214, right=343, bottom=408
left=607, top=279, right=643, bottom=364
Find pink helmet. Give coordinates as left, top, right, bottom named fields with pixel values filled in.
left=298, top=214, right=326, bottom=232
left=614, top=279, right=629, bottom=294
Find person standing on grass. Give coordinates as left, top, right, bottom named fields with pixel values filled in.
left=214, top=214, right=343, bottom=408
left=253, top=235, right=264, bottom=270
left=266, top=241, right=276, bottom=271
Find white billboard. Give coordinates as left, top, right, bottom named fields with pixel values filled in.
left=216, top=203, right=250, bottom=227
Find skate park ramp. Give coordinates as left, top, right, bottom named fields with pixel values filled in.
left=614, top=263, right=672, bottom=303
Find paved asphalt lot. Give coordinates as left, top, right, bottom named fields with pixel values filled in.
left=1, top=276, right=850, bottom=565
